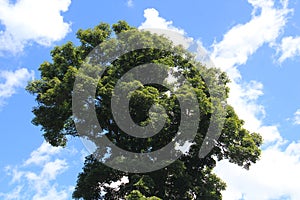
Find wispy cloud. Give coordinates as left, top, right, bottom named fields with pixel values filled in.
left=126, top=0, right=133, bottom=7
left=211, top=0, right=291, bottom=80
left=293, top=109, right=300, bottom=125
left=0, top=141, right=74, bottom=200
left=24, top=139, right=62, bottom=166
left=0, top=0, right=71, bottom=55
left=0, top=68, right=34, bottom=108
left=277, top=36, right=300, bottom=63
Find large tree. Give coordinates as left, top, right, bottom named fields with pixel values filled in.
left=27, top=21, right=262, bottom=200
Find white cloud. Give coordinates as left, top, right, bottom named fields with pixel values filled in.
left=0, top=0, right=71, bottom=54
left=0, top=186, right=23, bottom=200
left=277, top=36, right=300, bottom=63
left=139, top=8, right=185, bottom=35
left=0, top=68, right=34, bottom=108
left=292, top=109, right=300, bottom=125
left=32, top=186, right=71, bottom=200
left=139, top=8, right=193, bottom=48
left=24, top=140, right=62, bottom=166
left=0, top=141, right=73, bottom=200
left=126, top=0, right=133, bottom=7
left=215, top=141, right=300, bottom=200
left=211, top=0, right=291, bottom=80
left=41, top=159, right=68, bottom=180
left=225, top=80, right=284, bottom=145
left=108, top=176, right=129, bottom=189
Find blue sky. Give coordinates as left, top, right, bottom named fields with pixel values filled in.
left=1, top=0, right=300, bottom=199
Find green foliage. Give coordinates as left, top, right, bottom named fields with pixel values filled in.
left=27, top=21, right=263, bottom=200
left=112, top=20, right=133, bottom=34
left=125, top=190, right=161, bottom=200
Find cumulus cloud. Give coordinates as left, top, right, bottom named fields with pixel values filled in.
left=0, top=68, right=34, bottom=108
left=215, top=141, right=300, bottom=200
left=0, top=141, right=73, bottom=200
left=277, top=36, right=300, bottom=63
left=139, top=8, right=185, bottom=34
left=225, top=79, right=285, bottom=146
left=0, top=0, right=71, bottom=55
left=139, top=8, right=193, bottom=48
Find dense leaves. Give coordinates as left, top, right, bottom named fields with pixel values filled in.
left=27, top=21, right=262, bottom=199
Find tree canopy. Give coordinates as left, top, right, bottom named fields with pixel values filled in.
left=27, top=21, right=262, bottom=200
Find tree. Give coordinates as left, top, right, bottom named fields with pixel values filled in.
left=27, top=21, right=262, bottom=199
